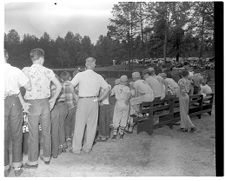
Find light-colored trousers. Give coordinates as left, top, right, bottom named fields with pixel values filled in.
left=72, top=98, right=98, bottom=153
left=179, top=93, right=195, bottom=129
left=112, top=102, right=129, bottom=128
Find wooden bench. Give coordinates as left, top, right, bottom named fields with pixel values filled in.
left=133, top=93, right=214, bottom=135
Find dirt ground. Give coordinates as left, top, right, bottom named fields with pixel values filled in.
left=7, top=106, right=215, bottom=177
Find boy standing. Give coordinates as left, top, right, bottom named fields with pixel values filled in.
left=111, top=75, right=131, bottom=140
left=60, top=71, right=78, bottom=150
left=50, top=76, right=68, bottom=158
left=22, top=48, right=62, bottom=168
left=97, top=75, right=112, bottom=142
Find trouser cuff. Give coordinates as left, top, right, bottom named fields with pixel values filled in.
left=27, top=160, right=38, bottom=165
left=12, top=162, right=22, bottom=169
left=41, top=156, right=50, bottom=162
left=4, top=165, right=10, bottom=170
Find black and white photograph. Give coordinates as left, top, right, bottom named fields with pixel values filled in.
left=3, top=0, right=223, bottom=177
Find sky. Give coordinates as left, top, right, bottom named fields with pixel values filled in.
left=4, top=0, right=116, bottom=44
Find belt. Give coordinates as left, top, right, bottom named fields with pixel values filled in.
left=79, top=96, right=97, bottom=99
left=4, top=94, right=18, bottom=99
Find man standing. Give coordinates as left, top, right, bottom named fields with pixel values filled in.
left=22, top=48, right=62, bottom=168
left=4, top=49, right=31, bottom=176
left=71, top=57, right=110, bottom=154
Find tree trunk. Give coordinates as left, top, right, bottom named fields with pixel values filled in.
left=163, top=6, right=168, bottom=62
left=199, top=17, right=205, bottom=65
left=163, top=26, right=167, bottom=62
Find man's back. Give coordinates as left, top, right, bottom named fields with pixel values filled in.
left=133, top=79, right=153, bottom=96
left=145, top=76, right=162, bottom=97
left=4, top=63, right=28, bottom=97
left=71, top=69, right=108, bottom=97
left=23, top=64, right=55, bottom=100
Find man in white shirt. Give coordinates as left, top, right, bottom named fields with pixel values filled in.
left=200, top=79, right=213, bottom=98
left=4, top=49, right=31, bottom=176
left=71, top=57, right=110, bottom=153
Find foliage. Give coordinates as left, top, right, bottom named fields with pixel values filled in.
left=4, top=2, right=214, bottom=69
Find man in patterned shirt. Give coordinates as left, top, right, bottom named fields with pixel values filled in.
left=22, top=48, right=62, bottom=168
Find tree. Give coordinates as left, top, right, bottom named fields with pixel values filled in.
left=107, top=2, right=140, bottom=70
left=190, top=2, right=214, bottom=64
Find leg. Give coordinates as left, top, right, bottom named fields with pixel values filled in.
left=82, top=100, right=99, bottom=152
left=58, top=103, right=68, bottom=151
left=9, top=97, right=23, bottom=169
left=50, top=105, right=60, bottom=157
left=119, top=107, right=129, bottom=137
left=72, top=99, right=87, bottom=153
left=40, top=100, right=51, bottom=162
left=27, top=114, right=40, bottom=165
left=98, top=105, right=106, bottom=138
left=4, top=98, right=10, bottom=172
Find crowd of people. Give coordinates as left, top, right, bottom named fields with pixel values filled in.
left=4, top=48, right=213, bottom=177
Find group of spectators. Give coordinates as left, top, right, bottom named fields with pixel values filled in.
left=4, top=47, right=213, bottom=177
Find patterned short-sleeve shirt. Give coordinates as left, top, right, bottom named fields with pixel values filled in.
left=23, top=64, right=55, bottom=100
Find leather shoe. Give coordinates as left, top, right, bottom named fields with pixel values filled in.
left=14, top=167, right=23, bottom=176
left=40, top=156, right=50, bottom=165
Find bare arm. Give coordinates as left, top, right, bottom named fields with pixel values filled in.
left=49, top=76, right=62, bottom=110
left=98, top=87, right=111, bottom=102
left=18, top=92, right=31, bottom=113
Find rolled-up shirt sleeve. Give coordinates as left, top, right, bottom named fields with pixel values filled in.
left=99, top=76, right=109, bottom=89
left=71, top=73, right=80, bottom=87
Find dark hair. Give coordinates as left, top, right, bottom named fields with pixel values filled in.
left=181, top=70, right=189, bottom=77
left=60, top=71, right=71, bottom=81
left=30, top=48, right=45, bottom=61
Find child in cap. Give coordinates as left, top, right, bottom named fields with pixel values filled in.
left=110, top=75, right=131, bottom=140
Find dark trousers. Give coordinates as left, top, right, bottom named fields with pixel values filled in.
left=98, top=104, right=111, bottom=138
left=65, top=107, right=76, bottom=139
left=4, top=95, right=23, bottom=168
left=27, top=99, right=51, bottom=164
left=51, top=102, right=68, bottom=157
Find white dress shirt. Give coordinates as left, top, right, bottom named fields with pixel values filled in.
left=71, top=69, right=108, bottom=97
left=4, top=63, right=29, bottom=98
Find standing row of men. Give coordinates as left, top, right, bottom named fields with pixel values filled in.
left=4, top=48, right=110, bottom=176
